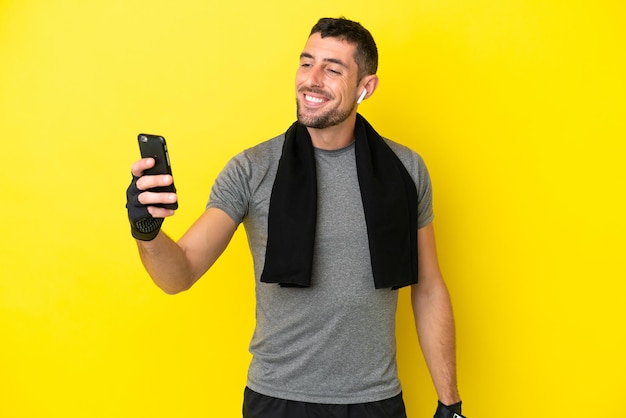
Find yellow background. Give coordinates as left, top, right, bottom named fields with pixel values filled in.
left=1, top=0, right=624, bottom=416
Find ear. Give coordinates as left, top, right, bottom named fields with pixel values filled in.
left=357, top=75, right=379, bottom=103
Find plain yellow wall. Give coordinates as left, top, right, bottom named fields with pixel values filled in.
left=1, top=1, right=624, bottom=416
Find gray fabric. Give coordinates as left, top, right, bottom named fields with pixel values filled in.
left=207, top=132, right=433, bottom=404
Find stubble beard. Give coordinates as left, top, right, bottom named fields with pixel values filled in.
left=296, top=98, right=356, bottom=129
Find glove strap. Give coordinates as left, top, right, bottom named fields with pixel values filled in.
left=435, top=401, right=465, bottom=418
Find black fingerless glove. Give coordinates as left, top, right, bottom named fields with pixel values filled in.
left=434, top=401, right=465, bottom=418
left=126, top=176, right=164, bottom=241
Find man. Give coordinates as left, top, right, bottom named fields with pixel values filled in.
left=126, top=17, right=464, bottom=418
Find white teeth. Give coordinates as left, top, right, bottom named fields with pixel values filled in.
left=305, top=94, right=324, bottom=103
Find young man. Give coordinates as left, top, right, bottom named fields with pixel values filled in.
left=127, top=17, right=464, bottom=418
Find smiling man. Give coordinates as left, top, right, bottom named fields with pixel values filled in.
left=296, top=26, right=379, bottom=146
left=126, top=17, right=464, bottom=418
left=296, top=32, right=376, bottom=132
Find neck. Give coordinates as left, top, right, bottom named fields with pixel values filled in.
left=306, top=113, right=357, bottom=150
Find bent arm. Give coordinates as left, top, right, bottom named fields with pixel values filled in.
left=137, top=208, right=237, bottom=294
left=411, top=222, right=461, bottom=405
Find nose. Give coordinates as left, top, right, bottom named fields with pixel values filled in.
left=304, top=65, right=323, bottom=88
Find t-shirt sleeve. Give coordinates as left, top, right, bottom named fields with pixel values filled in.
left=384, top=139, right=434, bottom=228
left=414, top=153, right=434, bottom=229
left=206, top=152, right=252, bottom=225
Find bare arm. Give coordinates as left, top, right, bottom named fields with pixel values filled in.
left=411, top=222, right=461, bottom=405
left=132, top=158, right=237, bottom=294
left=136, top=208, right=237, bottom=294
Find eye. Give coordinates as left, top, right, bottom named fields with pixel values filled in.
left=327, top=68, right=341, bottom=75
left=299, top=58, right=314, bottom=69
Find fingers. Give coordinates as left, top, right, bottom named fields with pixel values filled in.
left=130, top=157, right=177, bottom=218
left=136, top=174, right=174, bottom=192
left=131, top=158, right=174, bottom=190
left=131, top=157, right=155, bottom=177
left=147, top=206, right=176, bottom=218
left=137, top=189, right=177, bottom=207
left=137, top=191, right=177, bottom=219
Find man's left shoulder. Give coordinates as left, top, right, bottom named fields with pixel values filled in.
left=383, top=137, right=424, bottom=165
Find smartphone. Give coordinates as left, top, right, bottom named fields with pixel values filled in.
left=137, top=133, right=178, bottom=210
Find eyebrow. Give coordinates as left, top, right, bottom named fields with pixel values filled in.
left=300, top=52, right=349, bottom=69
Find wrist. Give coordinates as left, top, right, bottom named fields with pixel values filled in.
left=438, top=389, right=461, bottom=406
left=435, top=400, right=465, bottom=418
left=438, top=400, right=462, bottom=409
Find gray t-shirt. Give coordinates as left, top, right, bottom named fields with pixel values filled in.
left=207, top=132, right=434, bottom=404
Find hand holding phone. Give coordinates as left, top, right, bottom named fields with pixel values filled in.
left=137, top=133, right=178, bottom=210
left=125, top=133, right=178, bottom=241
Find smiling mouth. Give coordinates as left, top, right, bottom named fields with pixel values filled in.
left=304, top=94, right=325, bottom=104
left=301, top=90, right=335, bottom=109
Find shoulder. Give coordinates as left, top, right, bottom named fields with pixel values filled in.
left=209, top=132, right=286, bottom=220
left=220, top=132, right=286, bottom=174
left=242, top=132, right=286, bottom=160
left=381, top=137, right=434, bottom=226
left=382, top=137, right=428, bottom=175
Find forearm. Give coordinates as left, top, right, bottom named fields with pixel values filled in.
left=136, top=231, right=195, bottom=295
left=412, top=282, right=460, bottom=405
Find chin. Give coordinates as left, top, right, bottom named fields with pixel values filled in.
left=296, top=103, right=353, bottom=130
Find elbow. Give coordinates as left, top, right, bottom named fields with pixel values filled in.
left=411, top=276, right=451, bottom=308
left=154, top=276, right=195, bottom=295
left=161, top=287, right=185, bottom=296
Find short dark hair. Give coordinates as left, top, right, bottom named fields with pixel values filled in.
left=310, top=17, right=378, bottom=81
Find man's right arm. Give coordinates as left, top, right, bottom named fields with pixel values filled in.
left=136, top=208, right=237, bottom=294
left=130, top=157, right=238, bottom=294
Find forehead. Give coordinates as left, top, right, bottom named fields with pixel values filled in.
left=301, top=33, right=358, bottom=66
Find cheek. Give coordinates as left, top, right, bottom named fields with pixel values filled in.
left=338, top=80, right=356, bottom=101
left=295, top=72, right=307, bottom=89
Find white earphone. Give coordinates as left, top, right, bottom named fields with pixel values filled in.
left=357, top=88, right=367, bottom=104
